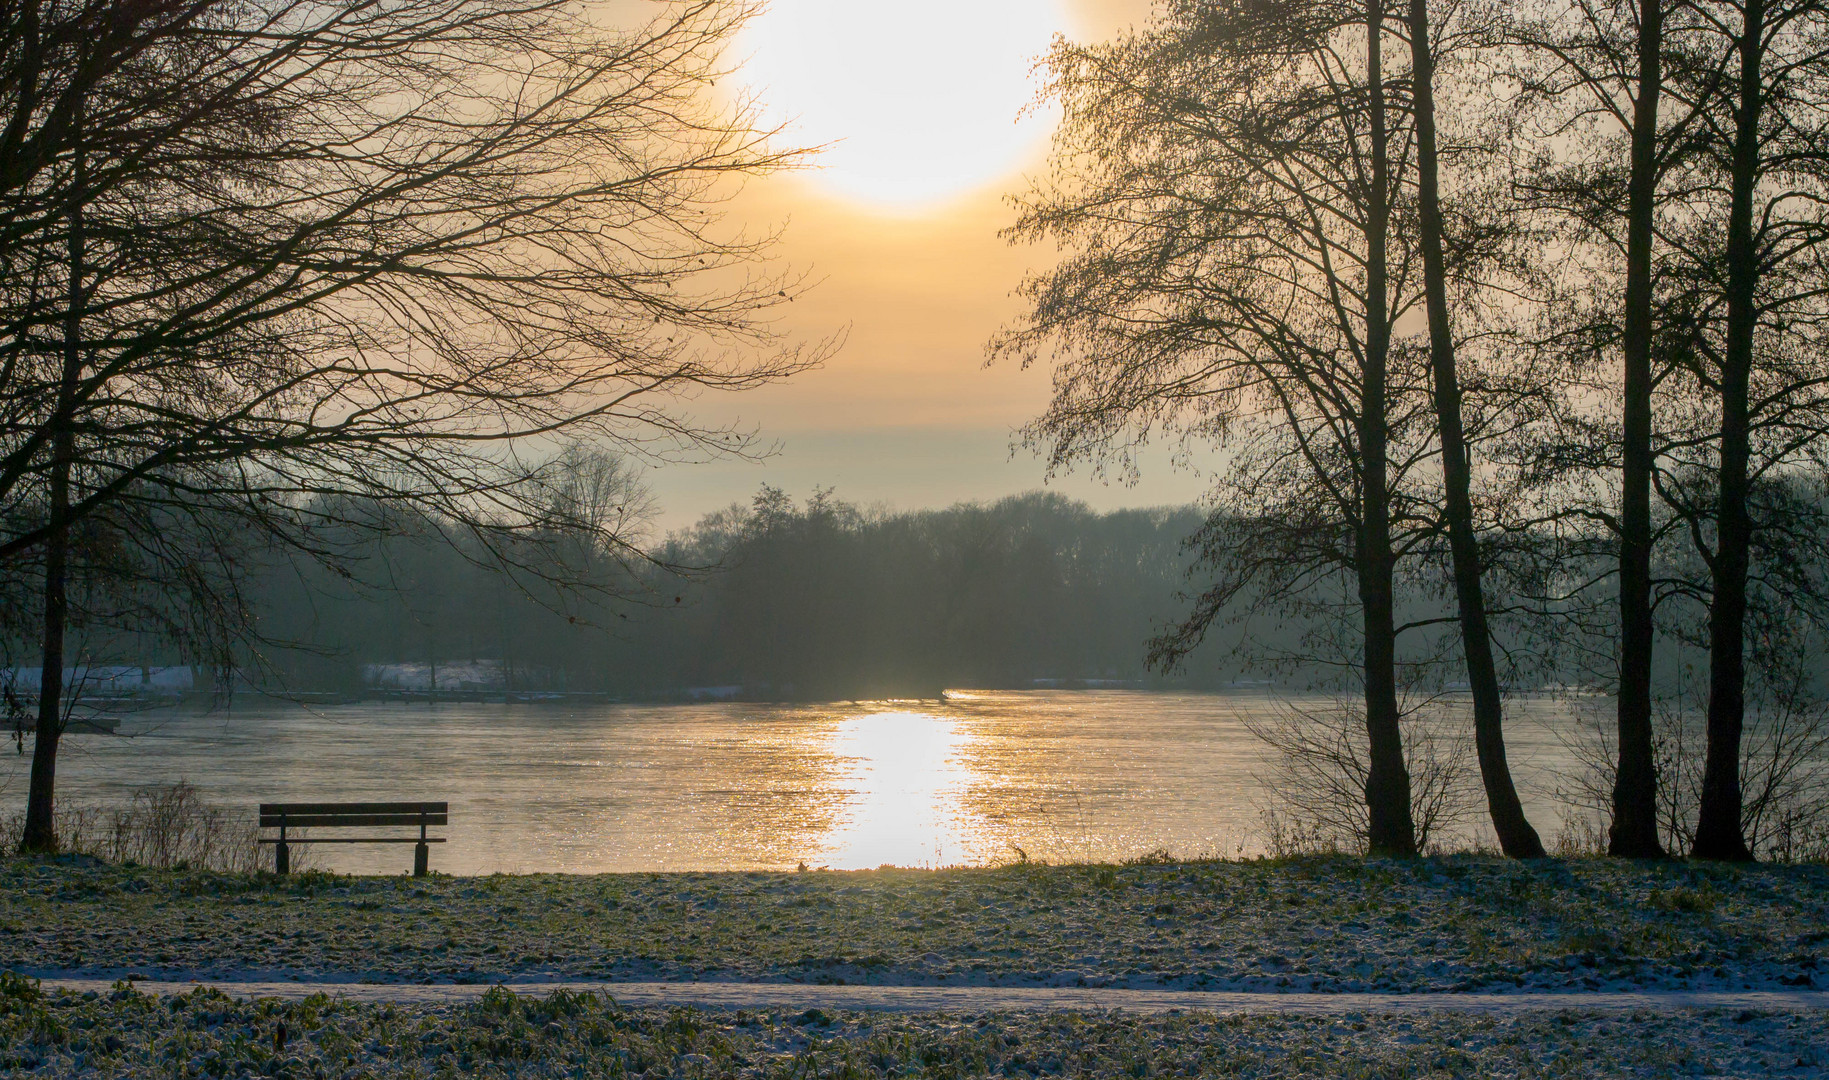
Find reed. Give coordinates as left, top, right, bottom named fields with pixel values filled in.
left=0, top=781, right=275, bottom=872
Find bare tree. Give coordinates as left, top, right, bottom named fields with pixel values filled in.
left=0, top=0, right=822, bottom=852
left=1507, top=0, right=1732, bottom=856
left=1671, top=0, right=1829, bottom=860
left=1403, top=0, right=1547, bottom=857
left=1534, top=0, right=1829, bottom=860
left=1614, top=0, right=1678, bottom=859
left=994, top=0, right=1430, bottom=855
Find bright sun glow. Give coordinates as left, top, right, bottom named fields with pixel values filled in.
left=740, top=0, right=1067, bottom=211
left=820, top=711, right=975, bottom=868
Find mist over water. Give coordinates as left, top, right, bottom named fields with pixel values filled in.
left=3, top=690, right=1599, bottom=874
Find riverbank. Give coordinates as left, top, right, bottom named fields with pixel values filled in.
left=2, top=976, right=1825, bottom=1078
left=3, top=855, right=1825, bottom=993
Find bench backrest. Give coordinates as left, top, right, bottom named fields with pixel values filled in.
left=259, top=801, right=448, bottom=828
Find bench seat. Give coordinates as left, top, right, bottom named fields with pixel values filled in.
left=259, top=801, right=447, bottom=875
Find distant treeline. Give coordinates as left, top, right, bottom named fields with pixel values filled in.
left=249, top=489, right=1266, bottom=698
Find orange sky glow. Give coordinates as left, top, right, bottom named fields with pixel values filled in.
left=650, top=0, right=1206, bottom=532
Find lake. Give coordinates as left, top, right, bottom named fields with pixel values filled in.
left=1, top=690, right=1606, bottom=873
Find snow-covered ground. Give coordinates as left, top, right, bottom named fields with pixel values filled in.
left=2, top=978, right=1826, bottom=1078
left=3, top=856, right=1824, bottom=993
left=32, top=978, right=1829, bottom=1015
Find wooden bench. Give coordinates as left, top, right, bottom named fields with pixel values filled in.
left=258, top=802, right=447, bottom=876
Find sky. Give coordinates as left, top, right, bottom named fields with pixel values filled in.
left=643, top=0, right=1209, bottom=532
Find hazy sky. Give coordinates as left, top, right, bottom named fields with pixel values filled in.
left=645, top=0, right=1207, bottom=531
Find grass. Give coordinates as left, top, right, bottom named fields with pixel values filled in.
left=0, top=973, right=1824, bottom=1079
left=1, top=855, right=1825, bottom=992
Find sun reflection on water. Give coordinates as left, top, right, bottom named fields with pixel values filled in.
left=818, top=710, right=975, bottom=868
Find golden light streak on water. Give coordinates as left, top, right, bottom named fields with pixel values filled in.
left=817, top=711, right=977, bottom=869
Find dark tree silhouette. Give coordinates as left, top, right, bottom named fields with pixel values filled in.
left=1510, top=0, right=1710, bottom=857
left=0, top=0, right=819, bottom=853
left=994, top=0, right=1436, bottom=856
left=1615, top=0, right=1676, bottom=860
left=1671, top=0, right=1829, bottom=860
left=1405, top=0, right=1547, bottom=857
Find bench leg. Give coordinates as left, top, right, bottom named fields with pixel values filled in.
left=413, top=842, right=428, bottom=877
left=275, top=841, right=290, bottom=875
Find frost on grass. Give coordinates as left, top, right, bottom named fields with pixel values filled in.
left=0, top=856, right=1825, bottom=991
left=0, top=976, right=1823, bottom=1079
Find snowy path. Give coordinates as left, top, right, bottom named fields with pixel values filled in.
left=34, top=979, right=1829, bottom=1015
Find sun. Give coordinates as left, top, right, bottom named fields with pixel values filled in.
left=739, top=0, right=1067, bottom=212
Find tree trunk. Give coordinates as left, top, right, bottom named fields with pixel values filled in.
left=18, top=127, right=84, bottom=855
left=1693, top=0, right=1760, bottom=862
left=1408, top=0, right=1545, bottom=858
left=1611, top=0, right=1666, bottom=858
left=18, top=448, right=70, bottom=854
left=1360, top=0, right=1417, bottom=858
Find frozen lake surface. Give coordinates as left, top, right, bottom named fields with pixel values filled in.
left=2, top=690, right=1603, bottom=873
